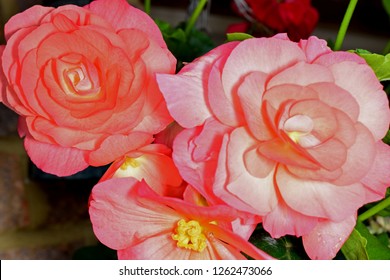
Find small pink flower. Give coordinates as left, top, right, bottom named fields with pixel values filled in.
left=100, top=143, right=185, bottom=197
left=89, top=177, right=273, bottom=260
left=157, top=35, right=390, bottom=259
left=0, top=0, right=176, bottom=176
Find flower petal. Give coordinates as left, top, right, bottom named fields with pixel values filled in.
left=89, top=177, right=180, bottom=250
left=302, top=215, right=356, bottom=260
left=263, top=198, right=318, bottom=238
left=24, top=136, right=89, bottom=176
left=277, top=165, right=366, bottom=221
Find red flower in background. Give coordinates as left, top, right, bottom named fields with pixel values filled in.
left=232, top=0, right=319, bottom=41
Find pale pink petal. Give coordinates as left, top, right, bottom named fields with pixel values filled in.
left=157, top=74, right=212, bottom=128
left=4, top=5, right=54, bottom=40
left=222, top=37, right=306, bottom=96
left=258, top=138, right=319, bottom=169
left=207, top=224, right=274, bottom=260
left=298, top=36, right=331, bottom=63
left=263, top=198, right=318, bottom=238
left=314, top=51, right=366, bottom=66
left=205, top=237, right=247, bottom=260
left=130, top=79, right=174, bottom=135
left=208, top=61, right=245, bottom=127
left=306, top=138, right=347, bottom=171
left=244, top=147, right=275, bottom=178
left=329, top=61, right=390, bottom=140
left=237, top=71, right=274, bottom=140
left=157, top=42, right=238, bottom=128
left=361, top=141, right=390, bottom=202
left=112, top=150, right=183, bottom=196
left=277, top=166, right=366, bottom=221
left=118, top=234, right=196, bottom=260
left=89, top=178, right=181, bottom=250
left=172, top=119, right=232, bottom=204
left=29, top=117, right=98, bottom=150
left=213, top=128, right=278, bottom=215
left=309, top=82, right=360, bottom=123
left=302, top=215, right=356, bottom=260
left=87, top=132, right=154, bottom=166
left=119, top=29, right=176, bottom=74
left=24, top=136, right=89, bottom=176
left=263, top=84, right=318, bottom=111
left=268, top=61, right=334, bottom=88
left=331, top=123, right=377, bottom=186
left=86, top=0, right=166, bottom=47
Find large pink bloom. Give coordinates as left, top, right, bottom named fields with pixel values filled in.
left=0, top=0, right=176, bottom=176
left=157, top=35, right=390, bottom=259
left=89, top=177, right=273, bottom=260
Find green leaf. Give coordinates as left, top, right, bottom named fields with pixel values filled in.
left=226, top=32, right=254, bottom=42
left=383, top=130, right=390, bottom=145
left=352, top=49, right=390, bottom=81
left=342, top=215, right=390, bottom=260
left=383, top=0, right=390, bottom=17
left=155, top=19, right=215, bottom=71
left=249, top=226, right=308, bottom=260
left=341, top=228, right=369, bottom=260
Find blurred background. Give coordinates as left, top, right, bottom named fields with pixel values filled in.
left=0, top=0, right=389, bottom=259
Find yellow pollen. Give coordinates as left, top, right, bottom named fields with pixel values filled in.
left=120, top=157, right=141, bottom=170
left=287, top=131, right=303, bottom=143
left=172, top=219, right=207, bottom=252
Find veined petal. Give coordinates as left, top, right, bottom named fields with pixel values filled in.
left=89, top=178, right=181, bottom=250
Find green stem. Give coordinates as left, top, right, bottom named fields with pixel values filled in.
left=185, top=0, right=208, bottom=36
left=358, top=196, right=390, bottom=222
left=144, top=0, right=151, bottom=15
left=334, top=0, right=359, bottom=51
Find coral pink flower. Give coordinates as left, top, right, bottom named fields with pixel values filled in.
left=157, top=35, right=390, bottom=259
left=89, top=177, right=274, bottom=260
left=100, top=143, right=185, bottom=197
left=0, top=0, right=176, bottom=176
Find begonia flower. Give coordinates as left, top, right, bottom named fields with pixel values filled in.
left=89, top=177, right=274, bottom=260
left=0, top=0, right=176, bottom=176
left=99, top=143, right=185, bottom=197
left=157, top=35, right=390, bottom=259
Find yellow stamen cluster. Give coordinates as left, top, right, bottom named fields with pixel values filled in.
left=120, top=157, right=141, bottom=170
left=172, top=219, right=207, bottom=252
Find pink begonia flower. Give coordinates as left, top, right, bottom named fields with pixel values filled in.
left=0, top=0, right=176, bottom=176
left=157, top=35, right=390, bottom=259
left=89, top=177, right=274, bottom=260
left=99, top=143, right=185, bottom=197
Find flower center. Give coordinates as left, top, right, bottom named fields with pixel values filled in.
left=283, top=114, right=320, bottom=148
left=58, top=54, right=101, bottom=98
left=120, top=157, right=141, bottom=169
left=172, top=219, right=207, bottom=252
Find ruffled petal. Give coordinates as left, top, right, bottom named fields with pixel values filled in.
left=277, top=166, right=366, bottom=221
left=86, top=0, right=166, bottom=47
left=24, top=136, right=89, bottom=176
left=263, top=198, right=318, bottom=238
